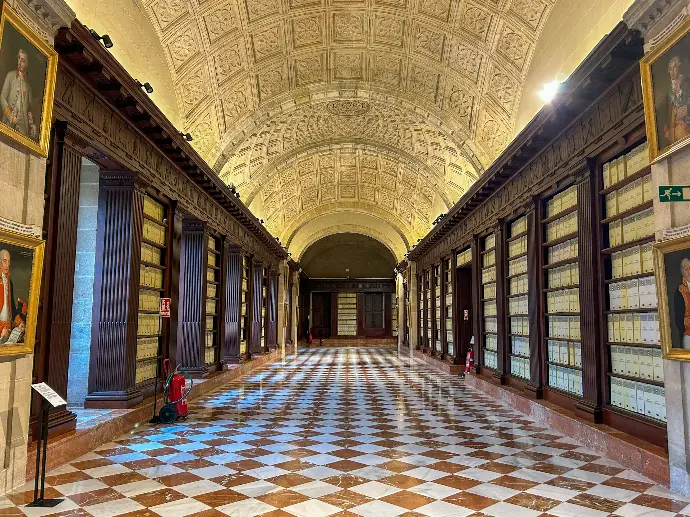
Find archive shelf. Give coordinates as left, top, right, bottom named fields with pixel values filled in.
left=481, top=232, right=498, bottom=370
left=542, top=185, right=583, bottom=398
left=204, top=236, right=220, bottom=367
left=599, top=140, right=666, bottom=428
left=507, top=215, right=529, bottom=381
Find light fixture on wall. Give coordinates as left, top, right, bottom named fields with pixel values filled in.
left=135, top=80, right=154, bottom=94
left=539, top=80, right=561, bottom=103
left=180, top=132, right=193, bottom=142
left=88, top=28, right=113, bottom=48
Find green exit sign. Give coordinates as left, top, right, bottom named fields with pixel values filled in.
left=659, top=185, right=690, bottom=202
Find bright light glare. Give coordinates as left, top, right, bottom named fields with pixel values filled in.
left=539, top=81, right=561, bottom=102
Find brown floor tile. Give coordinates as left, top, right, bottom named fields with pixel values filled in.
left=268, top=473, right=315, bottom=488
left=480, top=461, right=519, bottom=474
left=379, top=460, right=416, bottom=473
left=435, top=475, right=482, bottom=490
left=443, top=491, right=499, bottom=510
left=327, top=460, right=367, bottom=472
left=491, top=474, right=540, bottom=491
left=578, top=463, right=625, bottom=476
left=131, top=487, right=187, bottom=507
left=380, top=490, right=435, bottom=510
left=505, top=492, right=560, bottom=512
left=630, top=493, right=690, bottom=513
left=6, top=487, right=64, bottom=506
left=330, top=449, right=365, bottom=459
left=120, top=458, right=165, bottom=470
left=67, top=487, right=125, bottom=506
left=99, top=471, right=148, bottom=487
left=545, top=476, right=595, bottom=491
left=426, top=461, right=468, bottom=474
left=70, top=458, right=114, bottom=470
left=195, top=488, right=250, bottom=507
left=156, top=472, right=204, bottom=487
left=44, top=471, right=93, bottom=486
left=603, top=476, right=655, bottom=493
left=381, top=474, right=425, bottom=489
left=322, top=475, right=369, bottom=489
left=318, top=490, right=372, bottom=509
left=142, top=447, right=180, bottom=458
left=567, top=493, right=624, bottom=513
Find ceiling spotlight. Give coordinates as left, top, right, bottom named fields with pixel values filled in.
left=539, top=80, right=561, bottom=103
left=89, top=28, right=113, bottom=48
left=135, top=80, right=154, bottom=94
left=180, top=132, right=193, bottom=141
left=260, top=219, right=264, bottom=224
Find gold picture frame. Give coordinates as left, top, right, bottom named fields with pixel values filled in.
left=0, top=229, right=44, bottom=357
left=641, top=15, right=690, bottom=162
left=0, top=4, right=57, bottom=157
left=654, top=235, right=690, bottom=360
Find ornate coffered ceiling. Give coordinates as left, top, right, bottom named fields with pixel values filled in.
left=141, top=0, right=555, bottom=254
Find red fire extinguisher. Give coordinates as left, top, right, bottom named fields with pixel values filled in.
left=465, top=349, right=474, bottom=374
left=160, top=359, right=192, bottom=423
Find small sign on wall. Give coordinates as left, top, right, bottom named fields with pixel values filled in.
left=463, top=309, right=469, bottom=321
left=159, top=298, right=171, bottom=318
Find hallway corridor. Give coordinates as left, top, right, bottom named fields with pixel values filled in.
left=2, top=348, right=688, bottom=517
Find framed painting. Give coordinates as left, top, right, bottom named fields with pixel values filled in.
left=0, top=229, right=43, bottom=356
left=655, top=235, right=690, bottom=360
left=0, top=4, right=57, bottom=157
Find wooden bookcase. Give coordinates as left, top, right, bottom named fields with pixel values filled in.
left=205, top=235, right=220, bottom=367
left=542, top=185, right=583, bottom=398
left=444, top=257, right=453, bottom=357
left=481, top=233, right=498, bottom=369
left=136, top=195, right=167, bottom=386
left=433, top=264, right=442, bottom=355
left=425, top=270, right=432, bottom=350
left=240, top=255, right=250, bottom=358
left=507, top=215, right=529, bottom=380
left=338, top=292, right=357, bottom=336
left=418, top=273, right=424, bottom=349
left=261, top=266, right=268, bottom=350
left=599, top=140, right=666, bottom=445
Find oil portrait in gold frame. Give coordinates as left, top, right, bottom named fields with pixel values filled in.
left=0, top=229, right=43, bottom=356
left=655, top=235, right=690, bottom=360
left=0, top=4, right=57, bottom=157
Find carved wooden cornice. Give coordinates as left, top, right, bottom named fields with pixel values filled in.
left=304, top=278, right=395, bottom=293
left=408, top=23, right=644, bottom=267
left=53, top=21, right=287, bottom=262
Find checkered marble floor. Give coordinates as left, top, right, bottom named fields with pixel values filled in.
left=2, top=347, right=688, bottom=517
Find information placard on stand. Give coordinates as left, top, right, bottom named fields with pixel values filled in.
left=27, top=383, right=66, bottom=508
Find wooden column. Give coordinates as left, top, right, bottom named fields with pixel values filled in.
left=287, top=269, right=293, bottom=345
left=177, top=219, right=208, bottom=377
left=494, top=221, right=508, bottom=384
left=250, top=260, right=263, bottom=355
left=384, top=292, right=392, bottom=337
left=268, top=269, right=278, bottom=350
left=86, top=170, right=145, bottom=408
left=431, top=264, right=440, bottom=358
left=420, top=272, right=427, bottom=351
left=222, top=243, right=242, bottom=363
left=526, top=201, right=543, bottom=398
left=32, top=121, right=78, bottom=436
left=449, top=250, right=461, bottom=364
left=471, top=237, right=481, bottom=373
left=575, top=168, right=603, bottom=423
left=440, top=260, right=447, bottom=360
left=167, top=203, right=183, bottom=367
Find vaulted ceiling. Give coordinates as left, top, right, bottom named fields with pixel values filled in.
left=136, top=0, right=557, bottom=259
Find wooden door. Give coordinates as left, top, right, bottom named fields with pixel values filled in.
left=359, top=292, right=385, bottom=337
left=311, top=292, right=331, bottom=338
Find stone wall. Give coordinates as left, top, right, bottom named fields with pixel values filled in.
left=0, top=135, right=49, bottom=494
left=67, top=159, right=99, bottom=406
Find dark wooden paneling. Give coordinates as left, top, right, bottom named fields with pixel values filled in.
left=32, top=122, right=78, bottom=437
left=526, top=203, right=543, bottom=399
left=177, top=220, right=207, bottom=377
left=471, top=238, right=481, bottom=373
left=222, top=244, right=242, bottom=363
left=575, top=169, right=603, bottom=423
left=268, top=271, right=278, bottom=350
left=250, top=262, right=263, bottom=354
left=167, top=204, right=182, bottom=368
left=494, top=222, right=507, bottom=385
left=86, top=171, right=145, bottom=408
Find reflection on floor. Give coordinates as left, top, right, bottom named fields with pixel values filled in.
left=3, top=347, right=689, bottom=517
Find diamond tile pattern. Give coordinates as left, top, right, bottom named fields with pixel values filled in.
left=2, top=348, right=688, bottom=516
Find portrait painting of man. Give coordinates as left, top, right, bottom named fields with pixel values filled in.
left=0, top=4, right=57, bottom=156
left=674, top=256, right=690, bottom=349
left=0, top=243, right=34, bottom=348
left=641, top=17, right=690, bottom=160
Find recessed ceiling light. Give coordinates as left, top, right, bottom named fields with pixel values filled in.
left=539, top=80, right=561, bottom=103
